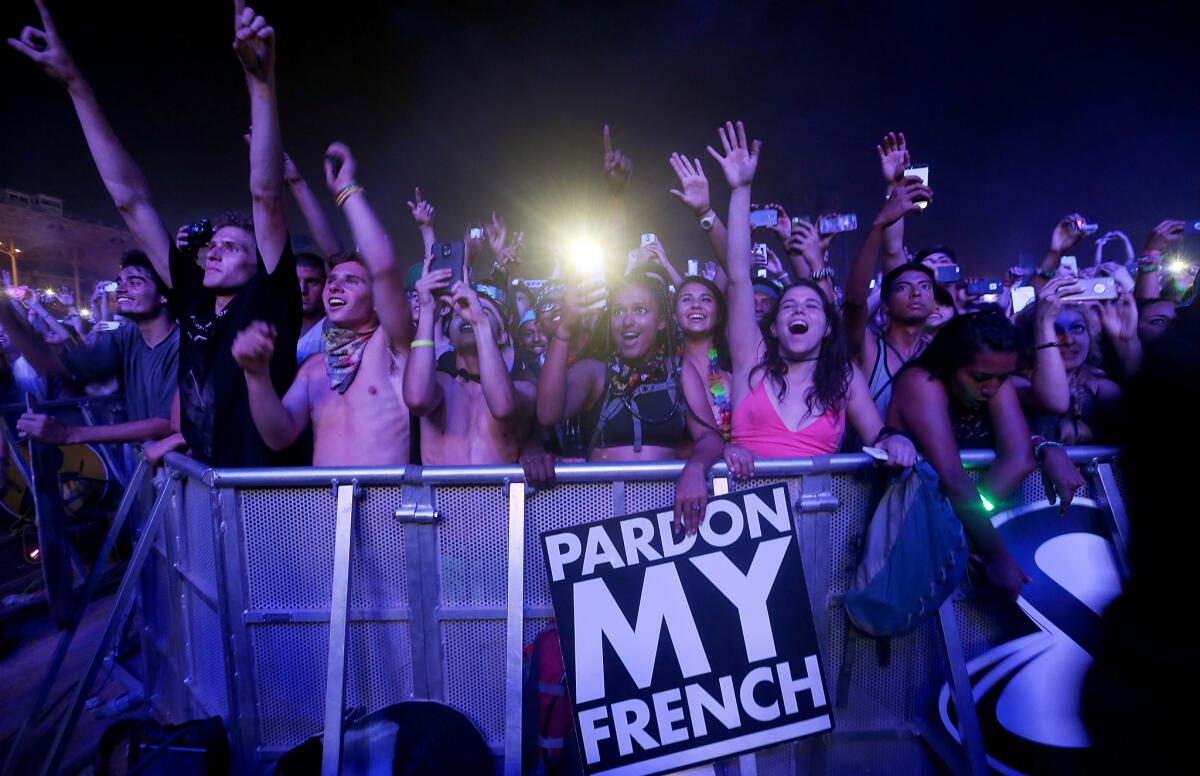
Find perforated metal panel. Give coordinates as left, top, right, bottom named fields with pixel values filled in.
left=524, top=483, right=612, bottom=608
left=187, top=590, right=229, bottom=718
left=181, top=475, right=218, bottom=598
left=240, top=486, right=337, bottom=610
left=248, top=620, right=415, bottom=750
left=347, top=486, right=409, bottom=608
left=435, top=485, right=509, bottom=607
left=441, top=619, right=507, bottom=748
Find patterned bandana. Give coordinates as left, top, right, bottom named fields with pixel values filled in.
left=607, top=345, right=669, bottom=398
left=323, top=325, right=378, bottom=394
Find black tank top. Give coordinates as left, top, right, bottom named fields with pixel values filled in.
left=583, top=356, right=687, bottom=453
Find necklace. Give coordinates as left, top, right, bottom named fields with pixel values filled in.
left=707, top=346, right=731, bottom=441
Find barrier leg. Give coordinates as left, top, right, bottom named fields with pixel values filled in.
left=321, top=482, right=359, bottom=776
left=1091, top=462, right=1132, bottom=579
left=1, top=459, right=150, bottom=776
left=37, top=471, right=175, bottom=776
left=504, top=480, right=527, bottom=776
left=936, top=601, right=989, bottom=776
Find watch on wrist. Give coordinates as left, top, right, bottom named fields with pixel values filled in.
left=698, top=210, right=716, bottom=231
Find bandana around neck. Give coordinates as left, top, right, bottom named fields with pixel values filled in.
left=323, top=325, right=377, bottom=394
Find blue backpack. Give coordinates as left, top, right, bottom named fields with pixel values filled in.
left=844, top=462, right=969, bottom=637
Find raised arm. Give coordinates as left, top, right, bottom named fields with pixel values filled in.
left=402, top=264, right=451, bottom=416
left=784, top=221, right=835, bottom=301
left=8, top=0, right=171, bottom=282
left=535, top=280, right=606, bottom=426
left=324, top=143, right=412, bottom=346
left=707, top=120, right=763, bottom=398
left=234, top=6, right=287, bottom=271
left=1134, top=220, right=1184, bottom=300
left=877, top=132, right=912, bottom=272
left=0, top=298, right=69, bottom=377
left=406, top=188, right=438, bottom=259
left=449, top=283, right=524, bottom=421
left=232, top=321, right=310, bottom=450
left=1020, top=275, right=1072, bottom=414
left=668, top=153, right=728, bottom=266
left=1032, top=214, right=1086, bottom=292
left=283, top=152, right=343, bottom=259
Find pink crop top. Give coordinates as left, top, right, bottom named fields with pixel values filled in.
left=731, top=379, right=845, bottom=458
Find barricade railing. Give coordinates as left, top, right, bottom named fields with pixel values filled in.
left=23, top=446, right=1126, bottom=776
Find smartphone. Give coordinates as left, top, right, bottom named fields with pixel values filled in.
left=702, top=261, right=718, bottom=280
left=934, top=265, right=961, bottom=283
left=1011, top=286, right=1036, bottom=314
left=1183, top=219, right=1200, bottom=235
left=102, top=281, right=118, bottom=293
left=751, top=243, right=769, bottom=266
left=1070, top=216, right=1098, bottom=236
left=1063, top=277, right=1118, bottom=302
left=904, top=164, right=930, bottom=209
left=687, top=259, right=699, bottom=276
left=640, top=233, right=657, bottom=246
left=1059, top=255, right=1078, bottom=276
left=749, top=209, right=779, bottom=229
left=966, top=278, right=1003, bottom=296
left=469, top=227, right=485, bottom=241
left=818, top=213, right=858, bottom=235
left=94, top=321, right=122, bottom=332
left=429, top=241, right=465, bottom=294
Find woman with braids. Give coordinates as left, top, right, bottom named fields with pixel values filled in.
left=674, top=275, right=733, bottom=443
left=708, top=120, right=916, bottom=478
left=888, top=309, right=1085, bottom=598
left=536, top=270, right=725, bottom=535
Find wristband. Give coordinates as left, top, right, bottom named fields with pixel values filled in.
left=810, top=267, right=831, bottom=281
left=410, top=339, right=435, bottom=348
left=336, top=183, right=365, bottom=208
left=1037, top=268, right=1057, bottom=280
left=1033, top=438, right=1063, bottom=462
left=698, top=210, right=716, bottom=231
left=1036, top=341, right=1061, bottom=350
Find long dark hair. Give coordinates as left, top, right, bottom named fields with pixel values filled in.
left=585, top=270, right=678, bottom=363
left=751, top=279, right=852, bottom=418
left=674, top=276, right=731, bottom=370
left=911, top=307, right=1018, bottom=380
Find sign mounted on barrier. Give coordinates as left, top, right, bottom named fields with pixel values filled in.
left=543, top=484, right=833, bottom=775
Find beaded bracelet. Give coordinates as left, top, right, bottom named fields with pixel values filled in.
left=336, top=183, right=365, bottom=208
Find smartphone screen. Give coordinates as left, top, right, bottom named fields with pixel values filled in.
left=687, top=259, right=698, bottom=276
left=1059, top=255, right=1079, bottom=276
left=817, top=213, right=858, bottom=234
left=640, top=233, right=657, bottom=246
left=904, top=164, right=930, bottom=209
left=751, top=243, right=769, bottom=266
left=749, top=209, right=779, bottom=228
left=1011, top=286, right=1036, bottom=314
left=934, top=265, right=961, bottom=283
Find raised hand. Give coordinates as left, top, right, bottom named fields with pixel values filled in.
left=1049, top=213, right=1087, bottom=254
left=760, top=202, right=791, bottom=242
left=560, top=278, right=605, bottom=334
left=57, top=286, right=75, bottom=307
left=667, top=153, right=712, bottom=216
left=786, top=220, right=822, bottom=272
left=415, top=258, right=453, bottom=308
left=602, top=125, right=634, bottom=192
left=7, top=0, right=82, bottom=85
left=877, top=131, right=910, bottom=184
left=232, top=320, right=277, bottom=376
left=406, top=187, right=435, bottom=227
left=1099, top=291, right=1139, bottom=342
left=233, top=5, right=276, bottom=83
left=323, top=142, right=357, bottom=194
left=874, top=176, right=932, bottom=228
left=1033, top=273, right=1075, bottom=330
left=448, top=281, right=486, bottom=327
left=485, top=212, right=508, bottom=259
left=706, top=120, right=762, bottom=190
left=1004, top=266, right=1026, bottom=288
left=1143, top=220, right=1185, bottom=255
left=15, top=412, right=70, bottom=445
left=281, top=152, right=302, bottom=185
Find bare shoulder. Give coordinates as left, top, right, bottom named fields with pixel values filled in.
left=892, top=365, right=943, bottom=400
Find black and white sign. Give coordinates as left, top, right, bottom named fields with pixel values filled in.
left=543, top=485, right=832, bottom=775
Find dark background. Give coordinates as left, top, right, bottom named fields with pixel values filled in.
left=3, top=0, right=1197, bottom=279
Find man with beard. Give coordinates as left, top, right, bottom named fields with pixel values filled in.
left=0, top=251, right=177, bottom=445
left=232, top=143, right=413, bottom=466
left=404, top=270, right=536, bottom=465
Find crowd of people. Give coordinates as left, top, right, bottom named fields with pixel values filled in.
left=4, top=2, right=1197, bottom=599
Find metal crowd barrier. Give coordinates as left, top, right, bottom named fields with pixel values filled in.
left=20, top=446, right=1127, bottom=776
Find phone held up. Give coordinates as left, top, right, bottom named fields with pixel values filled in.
left=429, top=241, right=465, bottom=294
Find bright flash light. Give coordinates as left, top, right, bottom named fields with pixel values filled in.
left=978, top=490, right=996, bottom=513
left=43, top=287, right=56, bottom=297
left=1168, top=260, right=1191, bottom=276
left=570, top=239, right=603, bottom=275
left=79, top=307, right=92, bottom=319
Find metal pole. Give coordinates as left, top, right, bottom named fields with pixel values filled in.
left=38, top=473, right=176, bottom=776
left=936, top=602, right=989, bottom=776
left=503, top=480, right=526, bottom=776
left=1092, top=462, right=1133, bottom=579
left=1, top=459, right=149, bottom=776
left=321, top=481, right=359, bottom=776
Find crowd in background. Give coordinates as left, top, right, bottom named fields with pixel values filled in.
left=3, top=2, right=1197, bottom=602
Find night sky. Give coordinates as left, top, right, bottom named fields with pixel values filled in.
left=3, top=0, right=1197, bottom=279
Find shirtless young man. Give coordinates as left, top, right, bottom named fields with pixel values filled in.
left=231, top=143, right=412, bottom=466
left=403, top=270, right=535, bottom=465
